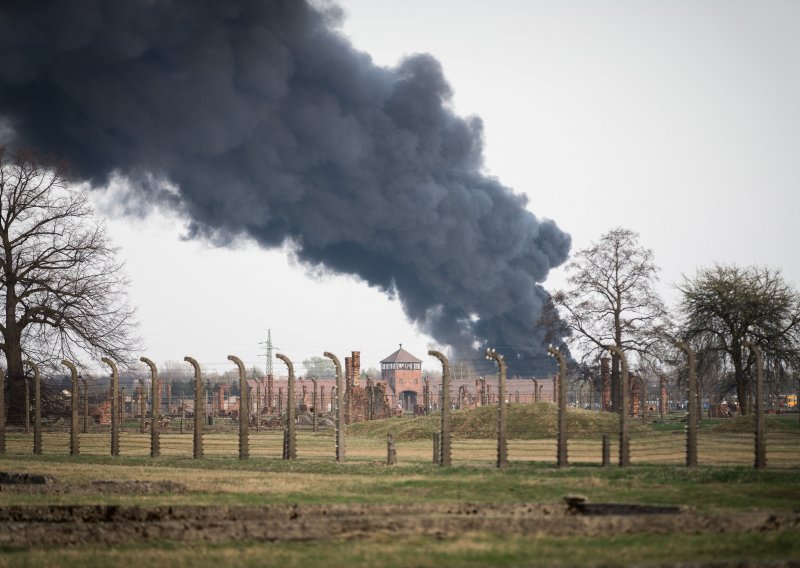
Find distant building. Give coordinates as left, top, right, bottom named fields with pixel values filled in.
left=381, top=344, right=423, bottom=411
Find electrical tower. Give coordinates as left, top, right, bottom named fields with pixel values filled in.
left=259, top=330, right=278, bottom=377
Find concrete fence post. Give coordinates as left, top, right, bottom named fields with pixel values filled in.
left=548, top=345, right=568, bottom=468
left=310, top=377, right=318, bottom=432
left=324, top=352, right=346, bottom=463
left=62, top=360, right=80, bottom=456
left=184, top=356, right=203, bottom=459
left=428, top=350, right=451, bottom=467
left=140, top=357, right=160, bottom=458
left=604, top=345, right=630, bottom=467
left=674, top=341, right=698, bottom=467
left=227, top=355, right=249, bottom=460
left=101, top=358, right=119, bottom=456
left=24, top=361, right=41, bottom=455
left=81, top=376, right=88, bottom=434
left=485, top=348, right=507, bottom=468
left=740, top=339, right=767, bottom=469
left=276, top=354, right=296, bottom=460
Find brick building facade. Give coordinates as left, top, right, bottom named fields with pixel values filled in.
left=381, top=345, right=423, bottom=411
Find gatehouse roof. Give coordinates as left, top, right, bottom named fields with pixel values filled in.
left=380, top=344, right=422, bottom=364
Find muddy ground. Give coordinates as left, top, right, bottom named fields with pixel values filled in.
left=1, top=478, right=798, bottom=548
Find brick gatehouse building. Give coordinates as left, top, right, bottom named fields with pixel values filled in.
left=381, top=345, right=423, bottom=412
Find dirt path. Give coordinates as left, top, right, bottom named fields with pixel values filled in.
left=1, top=502, right=797, bottom=547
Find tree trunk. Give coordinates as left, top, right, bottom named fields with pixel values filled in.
left=4, top=330, right=26, bottom=425
left=732, top=350, right=748, bottom=415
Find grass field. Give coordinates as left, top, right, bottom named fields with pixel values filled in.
left=1, top=409, right=799, bottom=566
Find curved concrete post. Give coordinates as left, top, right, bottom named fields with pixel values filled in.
left=674, top=341, right=698, bottom=467
left=184, top=356, right=203, bottom=459
left=140, top=357, right=160, bottom=458
left=604, top=345, right=629, bottom=467
left=62, top=360, right=80, bottom=456
left=740, top=339, right=766, bottom=469
left=548, top=345, right=568, bottom=468
left=102, top=358, right=120, bottom=456
left=310, top=377, right=318, bottom=432
left=24, top=361, right=42, bottom=455
left=428, top=350, right=451, bottom=467
left=532, top=378, right=539, bottom=403
left=276, top=354, right=296, bottom=460
left=79, top=376, right=87, bottom=434
left=227, top=355, right=249, bottom=460
left=485, top=348, right=507, bottom=468
left=324, top=351, right=345, bottom=463
left=138, top=378, right=146, bottom=434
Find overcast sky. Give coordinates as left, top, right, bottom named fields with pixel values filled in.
left=92, top=0, right=799, bottom=376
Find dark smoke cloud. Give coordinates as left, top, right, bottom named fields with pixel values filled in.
left=0, top=0, right=570, bottom=374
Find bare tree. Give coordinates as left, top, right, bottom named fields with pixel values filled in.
left=678, top=264, right=800, bottom=414
left=0, top=146, right=138, bottom=423
left=553, top=227, right=668, bottom=412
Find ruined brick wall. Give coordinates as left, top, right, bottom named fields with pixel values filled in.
left=351, top=351, right=360, bottom=387
left=344, top=383, right=393, bottom=424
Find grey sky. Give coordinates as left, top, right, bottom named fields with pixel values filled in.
left=10, top=0, right=799, bottom=375
left=119, top=0, right=800, bottom=373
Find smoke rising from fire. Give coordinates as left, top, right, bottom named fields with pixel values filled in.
left=0, top=0, right=570, bottom=373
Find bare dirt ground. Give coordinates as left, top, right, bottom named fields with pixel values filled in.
left=0, top=480, right=798, bottom=548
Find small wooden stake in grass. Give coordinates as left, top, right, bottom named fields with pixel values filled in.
left=387, top=433, right=397, bottom=465
left=602, top=434, right=610, bottom=467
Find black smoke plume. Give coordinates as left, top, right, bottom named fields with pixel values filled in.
left=0, top=0, right=570, bottom=374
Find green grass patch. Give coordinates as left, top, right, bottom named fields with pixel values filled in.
left=2, top=531, right=799, bottom=567
left=348, top=402, right=648, bottom=440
